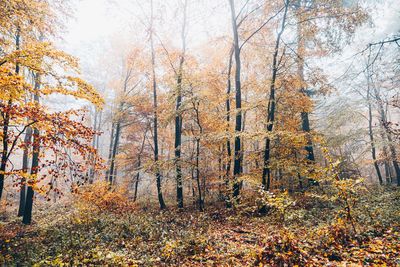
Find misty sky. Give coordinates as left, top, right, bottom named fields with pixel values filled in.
left=60, top=0, right=400, bottom=76
left=52, top=0, right=400, bottom=113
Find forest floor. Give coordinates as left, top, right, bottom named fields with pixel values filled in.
left=1, top=184, right=400, bottom=266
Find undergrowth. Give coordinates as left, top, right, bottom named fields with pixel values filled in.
left=1, top=183, right=399, bottom=266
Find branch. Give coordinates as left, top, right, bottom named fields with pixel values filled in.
left=235, top=0, right=251, bottom=20
left=6, top=121, right=37, bottom=161
left=239, top=5, right=285, bottom=51
left=368, top=37, right=400, bottom=47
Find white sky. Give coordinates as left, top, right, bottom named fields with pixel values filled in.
left=60, top=0, right=400, bottom=68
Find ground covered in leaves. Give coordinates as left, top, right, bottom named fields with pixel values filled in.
left=1, top=184, right=400, bottom=266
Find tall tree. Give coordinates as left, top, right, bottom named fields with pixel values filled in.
left=18, top=125, right=32, bottom=216
left=22, top=73, right=40, bottom=225
left=228, top=0, right=243, bottom=201
left=133, top=127, right=149, bottom=202
left=372, top=80, right=400, bottom=185
left=261, top=0, right=289, bottom=192
left=366, top=64, right=383, bottom=185
left=175, top=0, right=188, bottom=208
left=0, top=28, right=20, bottom=200
left=150, top=0, right=166, bottom=209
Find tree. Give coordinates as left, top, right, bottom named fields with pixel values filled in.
left=262, top=0, right=289, bottom=192
left=0, top=0, right=103, bottom=221
left=150, top=0, right=166, bottom=209
left=228, top=0, right=243, bottom=201
left=175, top=0, right=188, bottom=208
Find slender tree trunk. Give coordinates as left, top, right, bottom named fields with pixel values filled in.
left=175, top=0, right=188, bottom=208
left=175, top=84, right=183, bottom=208
left=386, top=133, right=400, bottom=186
left=296, top=4, right=315, bottom=164
left=0, top=29, right=20, bottom=201
left=150, top=0, right=166, bottom=209
left=225, top=47, right=234, bottom=207
left=90, top=109, right=102, bottom=183
left=378, top=129, right=392, bottom=184
left=0, top=103, right=10, bottom=201
left=108, top=121, right=121, bottom=185
left=133, top=128, right=148, bottom=202
left=228, top=0, right=243, bottom=201
left=372, top=85, right=400, bottom=185
left=96, top=110, right=102, bottom=151
left=23, top=74, right=40, bottom=225
left=383, top=152, right=392, bottom=184
left=367, top=81, right=383, bottom=184
left=18, top=126, right=32, bottom=216
left=89, top=108, right=98, bottom=183
left=105, top=122, right=115, bottom=182
left=261, top=0, right=289, bottom=192
left=193, top=101, right=204, bottom=211
left=195, top=137, right=203, bottom=211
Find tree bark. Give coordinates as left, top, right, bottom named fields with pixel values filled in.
left=296, top=1, right=316, bottom=164
left=150, top=0, right=166, bottom=209
left=195, top=137, right=203, bottom=211
left=105, top=122, right=115, bottom=182
left=0, top=29, right=20, bottom=200
left=18, top=126, right=32, bottom=216
left=372, top=84, right=400, bottom=185
left=175, top=0, right=188, bottom=209
left=0, top=102, right=10, bottom=200
left=133, top=127, right=148, bottom=202
left=23, top=74, right=40, bottom=225
left=367, top=76, right=383, bottom=184
left=89, top=108, right=98, bottom=183
left=228, top=0, right=243, bottom=201
left=261, top=0, right=289, bottom=191
left=108, top=121, right=121, bottom=185
left=225, top=47, right=234, bottom=207
left=193, top=101, right=204, bottom=211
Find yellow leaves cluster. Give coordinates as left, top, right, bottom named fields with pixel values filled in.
left=74, top=182, right=134, bottom=214
left=0, top=40, right=103, bottom=108
left=0, top=0, right=56, bottom=39
left=1, top=42, right=79, bottom=75
left=0, top=67, right=27, bottom=101
left=42, top=77, right=104, bottom=108
left=161, top=240, right=178, bottom=259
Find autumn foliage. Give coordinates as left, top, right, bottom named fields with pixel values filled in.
left=1, top=0, right=400, bottom=266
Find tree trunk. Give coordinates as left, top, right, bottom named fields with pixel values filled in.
left=193, top=100, right=204, bottom=211
left=228, top=0, right=242, bottom=201
left=150, top=0, right=166, bottom=209
left=296, top=4, right=316, bottom=164
left=225, top=47, right=234, bottom=207
left=383, top=154, right=392, bottom=184
left=23, top=74, right=40, bottom=225
left=261, top=0, right=289, bottom=192
left=133, top=128, right=148, bottom=202
left=89, top=108, right=98, bottom=183
left=367, top=81, right=383, bottom=184
left=105, top=122, right=115, bottom=182
left=387, top=133, right=400, bottom=186
left=175, top=0, right=188, bottom=209
left=0, top=103, right=10, bottom=201
left=195, top=138, right=204, bottom=211
left=18, top=126, right=32, bottom=216
left=372, top=85, right=400, bottom=185
left=108, top=121, right=121, bottom=185
left=0, top=29, right=20, bottom=201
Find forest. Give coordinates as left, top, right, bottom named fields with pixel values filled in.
left=0, top=0, right=399, bottom=266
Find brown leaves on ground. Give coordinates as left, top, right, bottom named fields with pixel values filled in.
left=1, top=186, right=400, bottom=266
